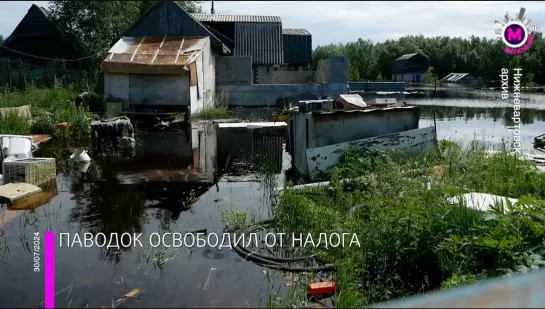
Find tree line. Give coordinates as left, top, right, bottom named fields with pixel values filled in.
left=312, top=34, right=545, bottom=86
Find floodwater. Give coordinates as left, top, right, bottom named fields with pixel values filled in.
left=1, top=87, right=545, bottom=308
left=412, top=88, right=545, bottom=151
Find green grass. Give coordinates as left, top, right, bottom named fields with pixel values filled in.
left=0, top=83, right=93, bottom=147
left=272, top=140, right=545, bottom=307
left=191, top=105, right=229, bottom=121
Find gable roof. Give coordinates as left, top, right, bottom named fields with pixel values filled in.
left=283, top=28, right=311, bottom=36
left=1, top=4, right=82, bottom=60
left=122, top=1, right=230, bottom=54
left=394, top=52, right=429, bottom=61
left=191, top=14, right=281, bottom=23
left=4, top=4, right=59, bottom=45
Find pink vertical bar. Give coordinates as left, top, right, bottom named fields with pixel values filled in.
left=45, top=232, right=55, bottom=308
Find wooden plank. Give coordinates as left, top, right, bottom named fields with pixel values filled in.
left=305, top=126, right=437, bottom=181
left=0, top=183, right=42, bottom=203
left=8, top=189, right=57, bottom=211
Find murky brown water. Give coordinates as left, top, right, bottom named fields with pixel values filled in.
left=1, top=88, right=545, bottom=308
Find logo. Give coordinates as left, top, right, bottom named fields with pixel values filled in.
left=494, top=7, right=540, bottom=55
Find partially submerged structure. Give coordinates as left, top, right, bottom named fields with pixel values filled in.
left=191, top=13, right=284, bottom=84
left=101, top=36, right=217, bottom=116
left=391, top=53, right=430, bottom=84
left=101, top=1, right=345, bottom=112
left=100, top=1, right=231, bottom=117
left=287, top=103, right=437, bottom=181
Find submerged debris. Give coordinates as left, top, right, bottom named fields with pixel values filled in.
left=114, top=288, right=142, bottom=307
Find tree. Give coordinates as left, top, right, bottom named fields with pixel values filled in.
left=312, top=34, right=545, bottom=85
left=423, top=67, right=436, bottom=84
left=348, top=60, right=360, bottom=82
left=0, top=35, right=4, bottom=45
left=47, top=1, right=202, bottom=73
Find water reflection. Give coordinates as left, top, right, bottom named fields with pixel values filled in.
left=63, top=122, right=221, bottom=264
left=417, top=106, right=545, bottom=151
left=409, top=89, right=545, bottom=110
left=419, top=106, right=545, bottom=126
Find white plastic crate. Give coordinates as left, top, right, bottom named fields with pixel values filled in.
left=2, top=158, right=56, bottom=187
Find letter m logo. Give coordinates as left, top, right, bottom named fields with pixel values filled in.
left=508, top=28, right=522, bottom=41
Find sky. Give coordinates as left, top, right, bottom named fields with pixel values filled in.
left=1, top=1, right=545, bottom=48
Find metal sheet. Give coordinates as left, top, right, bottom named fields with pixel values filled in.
left=234, top=22, right=283, bottom=64
left=192, top=14, right=281, bottom=23
left=282, top=29, right=312, bottom=64
left=305, top=126, right=437, bottom=181
left=103, top=36, right=205, bottom=67
left=282, top=28, right=310, bottom=35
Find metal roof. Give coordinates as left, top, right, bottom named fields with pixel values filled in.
left=442, top=72, right=471, bottom=82
left=191, top=14, right=281, bottom=23
left=102, top=36, right=208, bottom=74
left=282, top=28, right=311, bottom=35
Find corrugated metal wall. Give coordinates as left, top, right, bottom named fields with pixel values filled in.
left=234, top=23, right=283, bottom=65
left=123, top=2, right=212, bottom=38
left=283, top=34, right=312, bottom=64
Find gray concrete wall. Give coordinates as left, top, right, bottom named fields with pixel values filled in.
left=290, top=107, right=420, bottom=181
left=217, top=83, right=348, bottom=107
left=271, top=71, right=315, bottom=84
left=255, top=65, right=274, bottom=84
left=329, top=56, right=348, bottom=84
left=314, top=58, right=330, bottom=84
left=215, top=56, right=252, bottom=85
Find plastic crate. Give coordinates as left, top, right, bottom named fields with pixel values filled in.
left=2, top=158, right=56, bottom=187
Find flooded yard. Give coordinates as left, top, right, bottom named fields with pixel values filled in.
left=1, top=88, right=545, bottom=308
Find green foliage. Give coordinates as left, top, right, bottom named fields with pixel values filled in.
left=191, top=105, right=229, bottom=120
left=275, top=141, right=545, bottom=306
left=348, top=60, right=361, bottom=82
left=0, top=84, right=92, bottom=147
left=312, top=34, right=545, bottom=84
left=0, top=34, right=4, bottom=45
left=423, top=66, right=436, bottom=84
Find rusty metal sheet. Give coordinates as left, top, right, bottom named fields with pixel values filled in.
left=103, top=36, right=207, bottom=70
left=190, top=62, right=197, bottom=86
left=305, top=126, right=437, bottom=181
left=372, top=269, right=545, bottom=308
left=31, top=134, right=51, bottom=145
left=109, top=53, right=132, bottom=63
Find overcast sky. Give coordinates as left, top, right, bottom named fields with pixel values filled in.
left=1, top=1, right=544, bottom=48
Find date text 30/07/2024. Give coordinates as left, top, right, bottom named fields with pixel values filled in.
left=33, top=232, right=40, bottom=273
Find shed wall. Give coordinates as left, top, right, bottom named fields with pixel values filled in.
left=234, top=22, right=283, bottom=64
